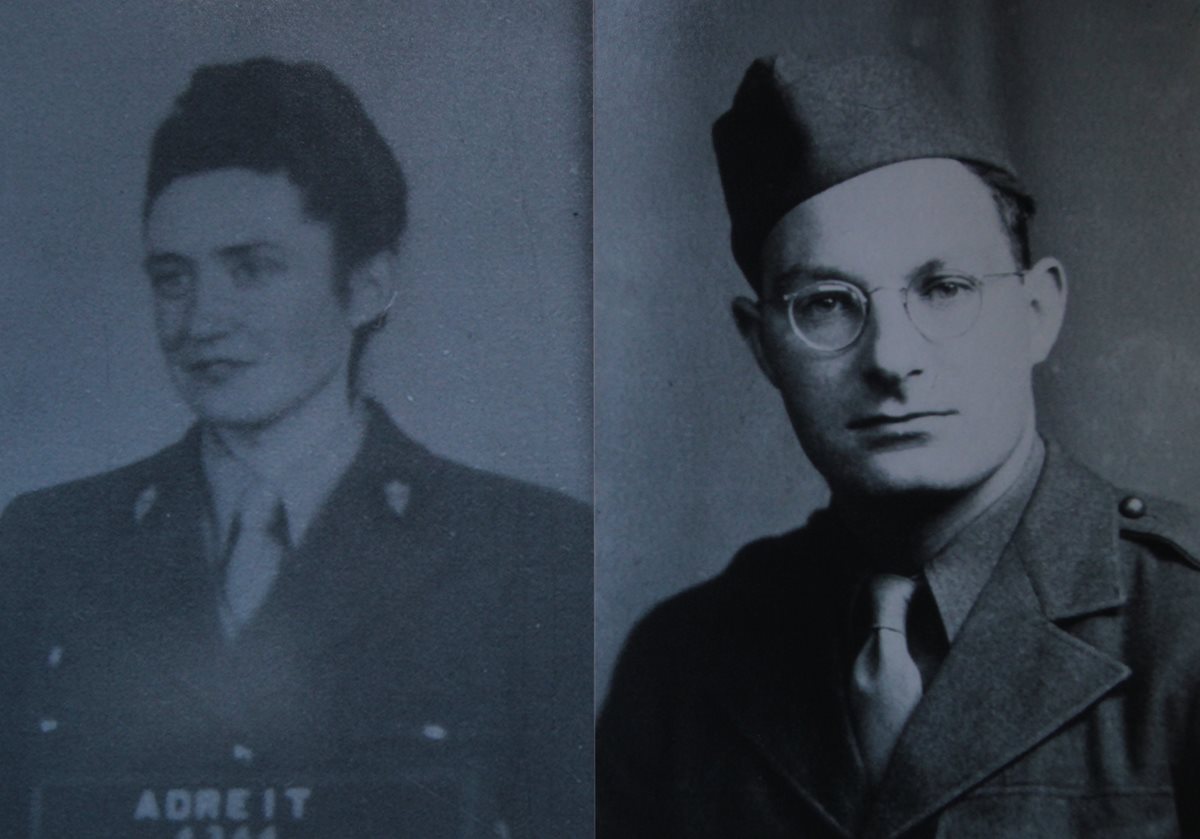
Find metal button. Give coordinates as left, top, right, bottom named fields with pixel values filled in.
left=421, top=723, right=448, bottom=741
left=47, top=646, right=63, bottom=668
left=232, top=743, right=254, bottom=764
left=1119, top=495, right=1147, bottom=519
left=39, top=718, right=58, bottom=734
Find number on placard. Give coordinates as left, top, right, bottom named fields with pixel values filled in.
left=174, top=826, right=276, bottom=839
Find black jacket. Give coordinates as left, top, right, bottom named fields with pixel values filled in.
left=0, top=405, right=592, bottom=838
left=598, top=445, right=1200, bottom=838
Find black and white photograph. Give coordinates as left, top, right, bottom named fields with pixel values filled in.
left=0, top=2, right=591, bottom=837
left=596, top=1, right=1200, bottom=836
left=8, top=0, right=1200, bottom=836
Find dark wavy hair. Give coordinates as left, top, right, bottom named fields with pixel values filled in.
left=144, top=57, right=407, bottom=389
left=963, top=160, right=1036, bottom=270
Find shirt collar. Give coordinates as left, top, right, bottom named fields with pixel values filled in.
left=922, top=435, right=1045, bottom=642
left=201, top=402, right=367, bottom=551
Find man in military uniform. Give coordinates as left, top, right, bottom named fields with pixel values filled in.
left=0, top=58, right=591, bottom=838
left=597, top=53, right=1200, bottom=837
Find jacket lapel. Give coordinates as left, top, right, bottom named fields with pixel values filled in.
left=718, top=637, right=866, bottom=837
left=96, top=431, right=253, bottom=734
left=114, top=428, right=217, bottom=646
left=864, top=444, right=1131, bottom=839
left=80, top=411, right=453, bottom=737
left=110, top=411, right=444, bottom=729
left=707, top=521, right=868, bottom=838
left=246, top=406, right=447, bottom=655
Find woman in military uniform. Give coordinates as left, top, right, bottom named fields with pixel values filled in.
left=0, top=58, right=591, bottom=839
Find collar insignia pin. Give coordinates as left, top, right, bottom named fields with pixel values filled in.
left=384, top=480, right=411, bottom=518
left=133, top=485, right=158, bottom=524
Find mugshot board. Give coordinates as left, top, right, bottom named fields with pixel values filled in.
left=0, top=2, right=592, bottom=837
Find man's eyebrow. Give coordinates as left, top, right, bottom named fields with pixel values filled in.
left=907, top=258, right=949, bottom=279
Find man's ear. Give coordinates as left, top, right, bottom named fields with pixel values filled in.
left=344, top=250, right=398, bottom=330
left=1022, top=256, right=1068, bottom=364
left=732, top=296, right=781, bottom=387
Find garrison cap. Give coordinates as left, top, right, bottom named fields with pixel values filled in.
left=712, top=52, right=1028, bottom=288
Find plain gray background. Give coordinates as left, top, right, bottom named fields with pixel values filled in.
left=0, top=0, right=591, bottom=509
left=596, top=0, right=1200, bottom=702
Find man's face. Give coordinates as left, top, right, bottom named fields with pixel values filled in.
left=144, top=169, right=359, bottom=430
left=740, top=159, right=1062, bottom=500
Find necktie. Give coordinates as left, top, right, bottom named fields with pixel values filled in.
left=220, top=481, right=288, bottom=639
left=849, top=574, right=922, bottom=787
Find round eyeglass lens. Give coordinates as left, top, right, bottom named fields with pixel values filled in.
left=786, top=282, right=867, bottom=351
left=906, top=274, right=983, bottom=340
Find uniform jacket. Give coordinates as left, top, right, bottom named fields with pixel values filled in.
left=0, top=404, right=592, bottom=838
left=597, top=444, right=1200, bottom=838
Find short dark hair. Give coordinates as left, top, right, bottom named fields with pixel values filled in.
left=144, top=58, right=407, bottom=389
left=963, top=160, right=1036, bottom=270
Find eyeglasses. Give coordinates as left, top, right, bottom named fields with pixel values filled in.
left=770, top=270, right=1025, bottom=353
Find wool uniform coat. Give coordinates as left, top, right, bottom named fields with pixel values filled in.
left=597, top=444, right=1200, bottom=838
left=0, top=405, right=592, bottom=838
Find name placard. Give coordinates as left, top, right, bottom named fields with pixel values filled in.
left=32, top=771, right=484, bottom=839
